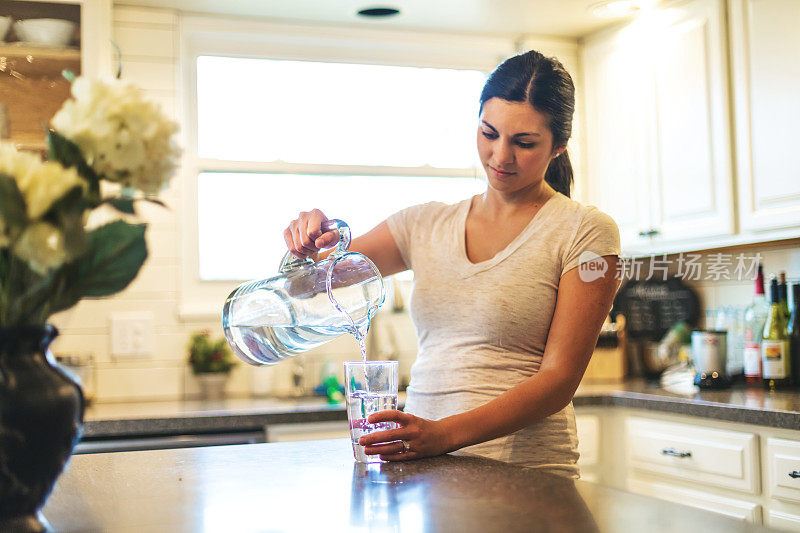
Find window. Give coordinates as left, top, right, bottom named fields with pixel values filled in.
left=198, top=173, right=485, bottom=280
left=180, top=17, right=516, bottom=315
left=193, top=57, right=489, bottom=281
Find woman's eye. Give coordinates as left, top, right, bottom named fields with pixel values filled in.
left=481, top=131, right=498, bottom=139
left=517, top=141, right=536, bottom=148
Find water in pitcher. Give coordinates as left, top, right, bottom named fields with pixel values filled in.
left=223, top=270, right=380, bottom=365
left=224, top=318, right=371, bottom=365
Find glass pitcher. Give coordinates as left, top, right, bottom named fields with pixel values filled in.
left=222, top=219, right=385, bottom=365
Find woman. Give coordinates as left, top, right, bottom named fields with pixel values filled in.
left=284, top=50, right=620, bottom=479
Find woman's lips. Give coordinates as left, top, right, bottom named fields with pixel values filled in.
left=488, top=165, right=516, bottom=178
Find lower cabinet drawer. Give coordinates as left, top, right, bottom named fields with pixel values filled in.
left=626, top=417, right=759, bottom=494
left=628, top=479, right=761, bottom=523
left=265, top=421, right=350, bottom=443
left=767, top=508, right=800, bottom=532
left=767, top=438, right=800, bottom=504
left=576, top=414, right=600, bottom=466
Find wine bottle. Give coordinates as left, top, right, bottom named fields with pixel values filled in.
left=743, top=264, right=768, bottom=384
left=762, top=278, right=792, bottom=390
left=778, top=271, right=790, bottom=323
left=790, top=283, right=800, bottom=389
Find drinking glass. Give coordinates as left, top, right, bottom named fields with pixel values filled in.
left=344, top=361, right=399, bottom=463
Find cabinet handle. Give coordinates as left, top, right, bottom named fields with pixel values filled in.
left=661, top=448, right=692, bottom=458
left=638, top=228, right=660, bottom=238
left=789, top=471, right=800, bottom=479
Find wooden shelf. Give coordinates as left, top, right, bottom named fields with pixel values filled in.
left=0, top=42, right=80, bottom=61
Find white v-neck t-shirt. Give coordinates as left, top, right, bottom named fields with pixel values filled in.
left=386, top=192, right=620, bottom=478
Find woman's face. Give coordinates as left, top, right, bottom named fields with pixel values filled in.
left=477, top=97, right=563, bottom=195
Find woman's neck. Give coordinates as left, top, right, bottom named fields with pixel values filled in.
left=477, top=181, right=556, bottom=219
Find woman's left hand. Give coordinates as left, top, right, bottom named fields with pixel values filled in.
left=358, top=410, right=453, bottom=461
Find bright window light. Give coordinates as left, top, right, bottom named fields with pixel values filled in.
left=198, top=173, right=485, bottom=280
left=196, top=56, right=487, bottom=168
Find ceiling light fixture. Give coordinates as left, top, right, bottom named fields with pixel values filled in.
left=590, top=0, right=641, bottom=18
left=357, top=7, right=401, bottom=18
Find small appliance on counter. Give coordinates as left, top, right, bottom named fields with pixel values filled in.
left=690, top=330, right=730, bottom=389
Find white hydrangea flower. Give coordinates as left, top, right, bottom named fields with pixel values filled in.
left=12, top=221, right=69, bottom=274
left=0, top=142, right=84, bottom=219
left=52, top=77, right=181, bottom=194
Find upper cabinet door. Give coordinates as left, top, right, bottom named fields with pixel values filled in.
left=647, top=0, right=735, bottom=243
left=581, top=0, right=735, bottom=254
left=730, top=0, right=800, bottom=232
left=582, top=27, right=653, bottom=251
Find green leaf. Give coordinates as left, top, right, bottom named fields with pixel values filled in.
left=105, top=198, right=136, bottom=214
left=46, top=131, right=101, bottom=196
left=45, top=185, right=88, bottom=256
left=48, top=220, right=148, bottom=313
left=0, top=174, right=28, bottom=228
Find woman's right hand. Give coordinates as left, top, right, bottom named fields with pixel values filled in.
left=283, top=209, right=340, bottom=259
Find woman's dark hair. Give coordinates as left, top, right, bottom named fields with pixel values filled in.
left=479, top=50, right=575, bottom=197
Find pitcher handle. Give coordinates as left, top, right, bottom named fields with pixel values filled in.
left=279, top=219, right=351, bottom=272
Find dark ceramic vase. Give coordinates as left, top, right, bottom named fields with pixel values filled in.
left=0, top=325, right=84, bottom=532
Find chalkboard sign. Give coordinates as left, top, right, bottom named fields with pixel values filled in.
left=611, top=277, right=700, bottom=341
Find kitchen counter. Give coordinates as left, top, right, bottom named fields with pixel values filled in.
left=82, top=380, right=800, bottom=439
left=42, top=438, right=773, bottom=532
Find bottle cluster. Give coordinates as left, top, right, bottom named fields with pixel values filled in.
left=741, top=265, right=799, bottom=390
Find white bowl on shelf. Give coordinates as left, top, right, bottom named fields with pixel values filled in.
left=13, top=18, right=77, bottom=47
left=0, top=16, right=12, bottom=42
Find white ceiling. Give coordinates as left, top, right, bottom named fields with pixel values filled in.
left=117, top=0, right=636, bottom=39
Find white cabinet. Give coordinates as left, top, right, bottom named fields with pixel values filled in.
left=265, top=421, right=350, bottom=443
left=646, top=0, right=735, bottom=244
left=582, top=0, right=735, bottom=254
left=768, top=507, right=800, bottom=532
left=582, top=29, right=652, bottom=251
left=767, top=438, right=800, bottom=504
left=628, top=478, right=762, bottom=523
left=576, top=413, right=601, bottom=482
left=729, top=0, right=800, bottom=232
left=575, top=406, right=800, bottom=528
left=626, top=416, right=760, bottom=494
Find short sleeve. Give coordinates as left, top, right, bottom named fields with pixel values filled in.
left=561, top=207, right=621, bottom=277
left=385, top=202, right=431, bottom=271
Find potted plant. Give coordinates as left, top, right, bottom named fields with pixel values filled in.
left=0, top=74, right=180, bottom=531
left=188, top=330, right=236, bottom=400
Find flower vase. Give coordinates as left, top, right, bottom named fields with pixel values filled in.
left=0, top=325, right=84, bottom=532
left=197, top=373, right=228, bottom=401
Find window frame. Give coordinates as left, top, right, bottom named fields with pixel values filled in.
left=177, top=15, right=521, bottom=318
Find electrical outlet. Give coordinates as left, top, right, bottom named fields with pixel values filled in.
left=110, top=312, right=155, bottom=358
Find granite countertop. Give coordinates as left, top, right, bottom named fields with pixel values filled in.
left=42, top=438, right=773, bottom=532
left=81, top=380, right=800, bottom=439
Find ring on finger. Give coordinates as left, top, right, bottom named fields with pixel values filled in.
left=401, top=440, right=411, bottom=453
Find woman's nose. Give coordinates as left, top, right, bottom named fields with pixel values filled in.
left=493, top=140, right=515, bottom=166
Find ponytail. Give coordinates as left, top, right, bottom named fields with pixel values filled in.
left=544, top=149, right=573, bottom=198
